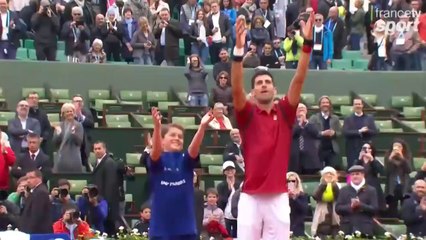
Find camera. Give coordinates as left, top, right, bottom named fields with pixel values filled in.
left=84, top=185, right=99, bottom=198
left=292, top=12, right=310, bottom=30
left=71, top=211, right=80, bottom=220
left=75, top=20, right=84, bottom=26
left=59, top=188, right=69, bottom=198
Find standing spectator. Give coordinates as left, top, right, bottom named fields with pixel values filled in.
left=77, top=185, right=109, bottom=232
left=342, top=98, right=377, bottom=169
left=335, top=165, right=378, bottom=237
left=325, top=6, right=345, bottom=59
left=107, top=0, right=125, bottom=22
left=312, top=167, right=340, bottom=238
left=0, top=139, right=15, bottom=196
left=31, top=0, right=60, bottom=61
left=212, top=71, right=233, bottom=110
left=415, top=161, right=426, bottom=181
left=189, top=9, right=209, bottom=64
left=418, top=10, right=426, bottom=71
left=217, top=161, right=241, bottom=238
left=131, top=16, right=155, bottom=65
left=290, top=103, right=321, bottom=174
left=223, top=129, right=244, bottom=174
left=52, top=205, right=94, bottom=239
left=0, top=192, right=20, bottom=231
left=287, top=172, right=309, bottom=237
left=220, top=0, right=236, bottom=46
left=202, top=0, right=211, bottom=19
left=349, top=0, right=364, bottom=50
left=384, top=139, right=413, bottom=218
left=120, top=8, right=138, bottom=63
left=202, top=188, right=228, bottom=239
left=92, top=141, right=120, bottom=236
left=86, top=38, right=107, bottom=63
left=309, top=96, right=342, bottom=169
left=7, top=176, right=27, bottom=210
left=253, top=0, right=275, bottom=41
left=370, top=19, right=390, bottom=71
left=185, top=54, right=209, bottom=107
left=90, top=14, right=105, bottom=43
left=0, top=0, right=25, bottom=60
left=53, top=103, right=84, bottom=173
left=20, top=170, right=52, bottom=234
left=207, top=0, right=231, bottom=64
left=8, top=100, right=41, bottom=154
left=212, top=48, right=231, bottom=82
left=26, top=92, right=51, bottom=153
left=310, top=13, right=333, bottom=70
left=238, top=0, right=256, bottom=21
left=133, top=204, right=151, bottom=234
left=101, top=9, right=123, bottom=62
left=355, top=142, right=386, bottom=211
left=61, top=6, right=91, bottom=63
left=364, top=0, right=379, bottom=55
left=50, top=178, right=77, bottom=222
left=272, top=38, right=285, bottom=67
left=260, top=42, right=280, bottom=68
left=124, top=0, right=151, bottom=24
left=283, top=26, right=303, bottom=69
left=63, top=0, right=95, bottom=27
left=180, top=0, right=199, bottom=62
left=250, top=16, right=270, bottom=55
left=154, top=8, right=182, bottom=66
left=401, top=179, right=426, bottom=236
left=149, top=0, right=169, bottom=23
left=208, top=103, right=232, bottom=130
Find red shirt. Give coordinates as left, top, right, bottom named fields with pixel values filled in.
left=235, top=97, right=296, bottom=194
left=418, top=14, right=426, bottom=42
left=0, top=147, right=16, bottom=190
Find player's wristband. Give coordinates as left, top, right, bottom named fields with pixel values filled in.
left=302, top=45, right=312, bottom=53
left=233, top=47, right=245, bottom=62
left=303, top=39, right=314, bottom=47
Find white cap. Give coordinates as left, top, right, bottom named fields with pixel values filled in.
left=321, top=166, right=336, bottom=175
left=222, top=161, right=235, bottom=171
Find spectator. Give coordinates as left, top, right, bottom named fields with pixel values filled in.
left=120, top=8, right=137, bottom=63
left=309, top=96, right=342, bottom=169
left=355, top=142, right=386, bottom=211
left=86, top=38, right=107, bottom=63
left=370, top=19, right=390, bottom=71
left=193, top=171, right=205, bottom=236
left=310, top=13, right=333, bottom=70
left=124, top=0, right=152, bottom=24
left=77, top=185, right=108, bottom=232
left=401, top=179, right=426, bottom=236
left=260, top=41, right=280, bottom=68
left=92, top=141, right=120, bottom=236
left=0, top=0, right=25, bottom=60
left=209, top=102, right=232, bottom=130
left=0, top=198, right=20, bottom=231
left=287, top=171, right=309, bottom=237
left=206, top=0, right=231, bottom=64
left=101, top=9, right=123, bottom=62
left=325, top=6, right=345, bottom=59
left=220, top=0, right=236, bottom=46
left=217, top=161, right=241, bottom=238
left=150, top=0, right=169, bottom=22
left=90, top=14, right=105, bottom=43
left=0, top=139, right=15, bottom=195
left=107, top=0, right=125, bottom=22
left=19, top=0, right=39, bottom=33
left=312, top=166, right=340, bottom=238
left=63, top=0, right=95, bottom=27
left=185, top=54, right=209, bottom=107
left=223, top=129, right=244, bottom=174
left=139, top=133, right=152, bottom=200
left=8, top=100, right=41, bottom=154
left=52, top=205, right=94, bottom=239
left=250, top=16, right=270, bottom=55
left=290, top=103, right=321, bottom=174
left=349, top=0, right=365, bottom=51
left=20, top=170, right=52, bottom=234
left=272, top=38, right=285, bottom=67
left=50, top=179, right=77, bottom=222
left=11, top=133, right=51, bottom=183
left=238, top=0, right=256, bottom=21
left=7, top=176, right=28, bottom=211
left=201, top=0, right=211, bottom=18
left=0, top=129, right=8, bottom=143
left=180, top=0, right=200, bottom=61
left=212, top=48, right=231, bottom=83
left=384, top=139, right=413, bottom=218
left=26, top=92, right=51, bottom=152
left=283, top=26, right=303, bottom=69
left=53, top=103, right=84, bottom=173
left=133, top=204, right=151, bottom=234
left=418, top=10, right=426, bottom=71
left=212, top=71, right=233, bottom=110
left=242, top=42, right=260, bottom=68
left=415, top=161, right=426, bottom=181
left=154, top=8, right=182, bottom=66
left=189, top=9, right=209, bottom=64
left=253, top=0, right=275, bottom=42
left=131, top=16, right=155, bottom=65
left=342, top=98, right=377, bottom=169
left=202, top=188, right=228, bottom=239
left=230, top=182, right=243, bottom=219
left=61, top=6, right=90, bottom=62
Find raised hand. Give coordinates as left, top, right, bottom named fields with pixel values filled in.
left=200, top=110, right=214, bottom=127
left=300, top=12, right=314, bottom=40
left=235, top=15, right=246, bottom=49
left=151, top=107, right=162, bottom=128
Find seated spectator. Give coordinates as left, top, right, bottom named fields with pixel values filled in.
left=133, top=204, right=151, bottom=234
left=185, top=54, right=209, bottom=107
left=101, top=9, right=123, bottom=62
left=242, top=43, right=260, bottom=68
left=202, top=188, right=228, bottom=239
left=52, top=205, right=93, bottom=239
left=50, top=179, right=77, bottom=222
left=212, top=49, right=231, bottom=83
left=77, top=185, right=108, bottom=232
left=209, top=103, right=232, bottom=130
left=283, top=26, right=303, bottom=69
left=131, top=16, right=155, bottom=65
left=86, top=38, right=107, bottom=64
left=336, top=165, right=378, bottom=237
left=260, top=42, right=281, bottom=68
left=7, top=176, right=28, bottom=211
left=287, top=171, right=309, bottom=237
left=312, top=166, right=340, bottom=238
left=217, top=161, right=241, bottom=238
left=223, top=129, right=244, bottom=174
left=401, top=179, right=426, bottom=237
left=212, top=71, right=233, bottom=111
left=189, top=9, right=210, bottom=64
left=415, top=162, right=426, bottom=181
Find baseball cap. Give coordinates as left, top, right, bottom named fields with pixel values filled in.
left=222, top=161, right=235, bottom=171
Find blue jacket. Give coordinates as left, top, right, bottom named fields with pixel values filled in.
left=310, top=26, right=334, bottom=62
left=77, top=197, right=108, bottom=233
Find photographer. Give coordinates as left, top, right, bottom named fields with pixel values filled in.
left=51, top=179, right=77, bottom=222
left=31, top=0, right=60, bottom=61
left=7, top=176, right=28, bottom=213
left=61, top=6, right=91, bottom=63
left=0, top=191, right=20, bottom=231
left=53, top=206, right=94, bottom=239
left=77, top=185, right=108, bottom=232
left=242, top=42, right=260, bottom=68
left=283, top=26, right=303, bottom=69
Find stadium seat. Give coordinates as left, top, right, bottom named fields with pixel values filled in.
left=402, top=121, right=425, bottom=130
left=47, top=113, right=60, bottom=125
left=302, top=181, right=317, bottom=196
left=133, top=114, right=154, bottom=128
left=177, top=92, right=188, bottom=103
left=88, top=89, right=111, bottom=101
left=0, top=88, right=6, bottom=105
left=126, top=153, right=142, bottom=166
left=56, top=50, right=67, bottom=62
left=50, top=88, right=70, bottom=103
left=208, top=165, right=223, bottom=175
left=413, top=157, right=425, bottom=170
left=107, top=121, right=131, bottom=128
left=68, top=180, right=87, bottom=194
left=134, top=167, right=147, bottom=174
left=24, top=39, right=35, bottom=49
left=375, top=120, right=393, bottom=129
left=16, top=48, right=28, bottom=60
left=329, top=95, right=351, bottom=106
left=331, top=59, right=352, bottom=70
left=120, top=90, right=143, bottom=105
left=57, top=41, right=65, bottom=51
left=158, top=101, right=180, bottom=111
left=0, top=111, right=15, bottom=125
left=199, top=180, right=205, bottom=191
left=352, top=59, right=369, bottom=70
left=22, top=88, right=46, bottom=100
left=380, top=128, right=403, bottom=133
left=94, top=99, right=117, bottom=111
left=146, top=91, right=168, bottom=103
left=28, top=49, right=37, bottom=60
left=391, top=96, right=413, bottom=108
left=172, top=116, right=198, bottom=129
left=402, top=107, right=424, bottom=119
left=359, top=94, right=378, bottom=106
left=105, top=114, right=129, bottom=123
left=301, top=93, right=316, bottom=106
left=342, top=50, right=362, bottom=60
left=200, top=154, right=223, bottom=167
left=340, top=105, right=353, bottom=116
left=382, top=224, right=406, bottom=237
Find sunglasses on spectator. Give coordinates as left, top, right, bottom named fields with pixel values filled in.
left=287, top=180, right=297, bottom=183
left=219, top=76, right=228, bottom=79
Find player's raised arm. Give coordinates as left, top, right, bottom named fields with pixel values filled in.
left=188, top=111, right=214, bottom=159
left=150, top=107, right=162, bottom=161
left=231, top=16, right=248, bottom=111
left=287, top=12, right=314, bottom=107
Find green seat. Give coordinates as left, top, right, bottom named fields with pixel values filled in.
left=375, top=120, right=392, bottom=129
left=88, top=89, right=111, bottom=101
left=342, top=50, right=362, bottom=60
left=403, top=107, right=424, bottom=119
left=105, top=114, right=129, bottom=123
left=47, top=113, right=60, bottom=125
left=380, top=128, right=403, bottom=133
left=22, top=88, right=46, bottom=99
left=359, top=94, right=378, bottom=106
left=28, top=49, right=37, bottom=60
left=57, top=41, right=65, bottom=51
left=0, top=87, right=5, bottom=103
left=301, top=93, right=315, bottom=106
left=200, top=154, right=223, bottom=167
left=331, top=59, right=352, bottom=70
left=125, top=193, right=133, bottom=202
left=133, top=114, right=154, bottom=128
left=402, top=120, right=425, bottom=130
left=94, top=99, right=117, bottom=111
left=391, top=96, right=413, bottom=108
left=56, top=50, right=67, bottom=62
left=303, top=182, right=317, bottom=196
left=382, top=224, right=406, bottom=237
left=24, top=39, right=35, bottom=49
left=68, top=180, right=87, bottom=195
left=50, top=88, right=70, bottom=103
left=126, top=153, right=142, bottom=166
left=134, top=167, right=147, bottom=174
left=172, top=116, right=198, bottom=129
left=146, top=91, right=168, bottom=102
left=16, top=48, right=28, bottom=60
left=120, top=90, right=143, bottom=105
left=340, top=105, right=353, bottom=116
left=352, top=59, right=369, bottom=70
left=329, top=95, right=351, bottom=106
left=0, top=111, right=15, bottom=121
left=413, top=157, right=425, bottom=170
left=158, top=101, right=180, bottom=111
left=208, top=165, right=223, bottom=175
left=107, top=121, right=131, bottom=128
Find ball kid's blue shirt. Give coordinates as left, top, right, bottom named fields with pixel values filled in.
left=148, top=151, right=197, bottom=237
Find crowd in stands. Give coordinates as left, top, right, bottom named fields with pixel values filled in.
left=0, top=0, right=424, bottom=70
